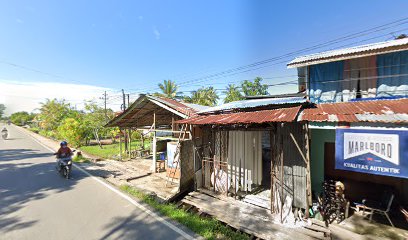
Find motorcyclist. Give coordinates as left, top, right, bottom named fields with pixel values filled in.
left=1, top=127, right=8, bottom=139
left=55, top=141, right=73, bottom=170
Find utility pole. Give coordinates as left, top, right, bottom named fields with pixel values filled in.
left=101, top=91, right=108, bottom=120
left=127, top=94, right=130, bottom=108
left=122, top=89, right=126, bottom=110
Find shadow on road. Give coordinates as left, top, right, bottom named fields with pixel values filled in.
left=0, top=150, right=87, bottom=233
left=0, top=149, right=54, bottom=161
left=100, top=211, right=185, bottom=240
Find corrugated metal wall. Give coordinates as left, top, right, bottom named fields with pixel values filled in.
left=272, top=123, right=308, bottom=209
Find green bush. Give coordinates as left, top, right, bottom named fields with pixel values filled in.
left=57, top=118, right=86, bottom=147
left=29, top=127, right=40, bottom=134
left=39, top=130, right=58, bottom=139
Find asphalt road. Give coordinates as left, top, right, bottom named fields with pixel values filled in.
left=0, top=124, right=195, bottom=240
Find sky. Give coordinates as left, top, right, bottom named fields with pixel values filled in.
left=1, top=0, right=408, bottom=115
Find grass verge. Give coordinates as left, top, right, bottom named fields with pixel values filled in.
left=72, top=154, right=90, bottom=163
left=80, top=141, right=150, bottom=159
left=120, top=185, right=249, bottom=240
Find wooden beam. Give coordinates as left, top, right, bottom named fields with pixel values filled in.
left=156, top=136, right=180, bottom=141
left=289, top=132, right=308, bottom=165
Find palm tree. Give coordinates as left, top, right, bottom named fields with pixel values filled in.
left=156, top=80, right=179, bottom=99
left=184, top=87, right=219, bottom=106
left=223, top=84, right=243, bottom=103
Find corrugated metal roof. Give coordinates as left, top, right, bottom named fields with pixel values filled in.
left=299, top=98, right=408, bottom=123
left=105, top=95, right=206, bottom=127
left=178, top=106, right=301, bottom=125
left=198, top=97, right=306, bottom=114
left=287, top=38, right=408, bottom=68
left=182, top=102, right=209, bottom=112
left=147, top=95, right=200, bottom=117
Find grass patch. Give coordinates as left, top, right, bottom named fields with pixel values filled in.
left=28, top=127, right=40, bottom=134
left=72, top=154, right=90, bottom=163
left=120, top=185, right=249, bottom=240
left=80, top=140, right=150, bottom=159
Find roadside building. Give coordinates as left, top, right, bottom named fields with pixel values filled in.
left=288, top=37, right=408, bottom=226
left=175, top=95, right=332, bottom=239
left=105, top=94, right=206, bottom=193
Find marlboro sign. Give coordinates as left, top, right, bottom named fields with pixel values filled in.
left=335, top=128, right=408, bottom=178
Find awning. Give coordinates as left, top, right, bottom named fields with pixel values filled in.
left=299, top=98, right=408, bottom=123
left=177, top=106, right=301, bottom=125
left=105, top=95, right=205, bottom=128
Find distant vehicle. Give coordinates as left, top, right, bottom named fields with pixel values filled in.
left=1, top=128, right=8, bottom=140
left=7, top=120, right=11, bottom=125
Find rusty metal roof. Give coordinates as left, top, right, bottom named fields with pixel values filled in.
left=147, top=95, right=201, bottom=117
left=299, top=98, right=408, bottom=123
left=105, top=95, right=206, bottom=127
left=178, top=106, right=301, bottom=125
left=287, top=38, right=408, bottom=68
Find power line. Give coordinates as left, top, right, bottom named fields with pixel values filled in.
left=123, top=23, right=408, bottom=95
left=164, top=18, right=408, bottom=87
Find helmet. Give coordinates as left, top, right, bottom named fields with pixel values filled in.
left=60, top=141, right=68, bottom=146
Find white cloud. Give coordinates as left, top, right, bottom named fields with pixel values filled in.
left=0, top=80, right=113, bottom=115
left=138, top=15, right=144, bottom=21
left=153, top=26, right=160, bottom=40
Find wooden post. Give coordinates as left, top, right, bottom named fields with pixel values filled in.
left=305, top=123, right=312, bottom=218
left=171, top=116, right=175, bottom=131
left=119, top=128, right=122, bottom=161
left=151, top=112, right=157, bottom=172
left=270, top=127, right=275, bottom=213
left=128, top=128, right=132, bottom=160
left=124, top=127, right=128, bottom=153
left=244, top=131, right=247, bottom=193
left=280, top=125, right=284, bottom=223
left=140, top=130, right=145, bottom=150
left=193, top=140, right=197, bottom=191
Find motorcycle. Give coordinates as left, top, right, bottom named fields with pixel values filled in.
left=1, top=128, right=8, bottom=140
left=56, top=150, right=76, bottom=179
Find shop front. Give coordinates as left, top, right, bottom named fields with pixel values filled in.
left=300, top=98, right=408, bottom=227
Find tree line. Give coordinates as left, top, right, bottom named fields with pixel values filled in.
left=7, top=76, right=269, bottom=146
left=9, top=99, right=119, bottom=148
left=154, top=77, right=269, bottom=106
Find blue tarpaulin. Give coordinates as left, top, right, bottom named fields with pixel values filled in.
left=335, top=128, right=408, bottom=179
left=308, top=50, right=408, bottom=103
left=377, top=51, right=408, bottom=96
left=309, top=61, right=344, bottom=103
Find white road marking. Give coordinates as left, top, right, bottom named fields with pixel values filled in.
left=17, top=126, right=195, bottom=240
